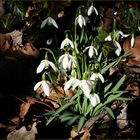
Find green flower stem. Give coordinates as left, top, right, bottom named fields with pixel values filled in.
left=82, top=96, right=88, bottom=116
left=77, top=90, right=82, bottom=114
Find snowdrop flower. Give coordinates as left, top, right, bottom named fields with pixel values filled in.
left=89, top=93, right=100, bottom=107
left=87, top=5, right=98, bottom=16
left=40, top=17, right=58, bottom=29
left=83, top=46, right=98, bottom=58
left=64, top=77, right=80, bottom=91
left=75, top=14, right=86, bottom=28
left=105, top=31, right=129, bottom=42
left=114, top=41, right=122, bottom=56
left=60, top=38, right=74, bottom=49
left=34, top=80, right=51, bottom=96
left=78, top=80, right=93, bottom=98
left=58, top=54, right=76, bottom=70
left=37, top=59, right=57, bottom=74
left=90, top=73, right=104, bottom=83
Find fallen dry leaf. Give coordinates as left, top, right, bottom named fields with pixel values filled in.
left=123, top=36, right=140, bottom=67
left=117, top=103, right=128, bottom=129
left=126, top=83, right=139, bottom=96
left=80, top=128, right=91, bottom=140
left=7, top=122, right=37, bottom=140
left=19, top=102, right=31, bottom=120
left=6, top=30, right=23, bottom=47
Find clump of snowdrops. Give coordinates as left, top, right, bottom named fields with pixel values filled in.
left=34, top=2, right=128, bottom=132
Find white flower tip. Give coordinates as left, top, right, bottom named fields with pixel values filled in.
left=131, top=37, right=134, bottom=48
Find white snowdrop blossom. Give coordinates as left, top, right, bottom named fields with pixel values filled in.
left=105, top=31, right=128, bottom=56
left=114, top=41, right=122, bottom=56
left=36, top=59, right=57, bottom=74
left=40, top=17, right=58, bottom=29
left=64, top=77, right=80, bottom=91
left=105, top=31, right=129, bottom=42
left=88, top=5, right=98, bottom=16
left=58, top=54, right=76, bottom=70
left=60, top=38, right=74, bottom=49
left=78, top=80, right=93, bottom=98
left=89, top=93, right=100, bottom=107
left=34, top=80, right=51, bottom=96
left=83, top=46, right=98, bottom=58
left=90, top=73, right=104, bottom=83
left=75, top=14, right=86, bottom=28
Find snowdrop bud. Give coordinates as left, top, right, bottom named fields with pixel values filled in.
left=131, top=34, right=134, bottom=48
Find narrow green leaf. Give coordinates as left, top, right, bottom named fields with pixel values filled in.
left=93, top=103, right=103, bottom=116
left=116, top=97, right=131, bottom=101
left=101, top=61, right=116, bottom=74
left=66, top=115, right=80, bottom=126
left=105, top=107, right=115, bottom=119
left=104, top=82, right=113, bottom=93
left=104, top=92, right=124, bottom=105
left=61, top=116, right=73, bottom=123
left=104, top=90, right=127, bottom=98
left=59, top=112, right=73, bottom=120
left=85, top=104, right=93, bottom=116
left=111, top=75, right=126, bottom=92
left=53, top=101, right=76, bottom=116
left=46, top=116, right=56, bottom=126
left=80, top=28, right=84, bottom=43
left=77, top=116, right=86, bottom=132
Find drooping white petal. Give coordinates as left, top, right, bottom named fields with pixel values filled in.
left=34, top=81, right=42, bottom=91
left=80, top=80, right=91, bottom=98
left=114, top=41, right=122, bottom=56
left=89, top=94, right=100, bottom=107
left=40, top=18, right=48, bottom=29
left=42, top=81, right=50, bottom=96
left=90, top=73, right=96, bottom=81
left=36, top=60, right=46, bottom=73
left=88, top=5, right=94, bottom=16
left=131, top=36, right=134, bottom=48
left=49, top=17, right=58, bottom=29
left=62, top=54, right=69, bottom=69
left=105, top=34, right=112, bottom=41
left=60, top=39, right=67, bottom=49
left=93, top=7, right=98, bottom=16
left=97, top=73, right=104, bottom=83
left=68, top=39, right=74, bottom=49
left=48, top=61, right=57, bottom=72
left=64, top=78, right=74, bottom=91
left=58, top=55, right=65, bottom=63
left=69, top=55, right=76, bottom=68
left=94, top=48, right=98, bottom=56
left=115, top=48, right=121, bottom=56
left=83, top=46, right=89, bottom=53
left=72, top=79, right=80, bottom=91
left=89, top=46, right=94, bottom=58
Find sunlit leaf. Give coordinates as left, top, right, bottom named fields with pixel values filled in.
left=105, top=107, right=115, bottom=119
left=77, top=116, right=86, bottom=132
